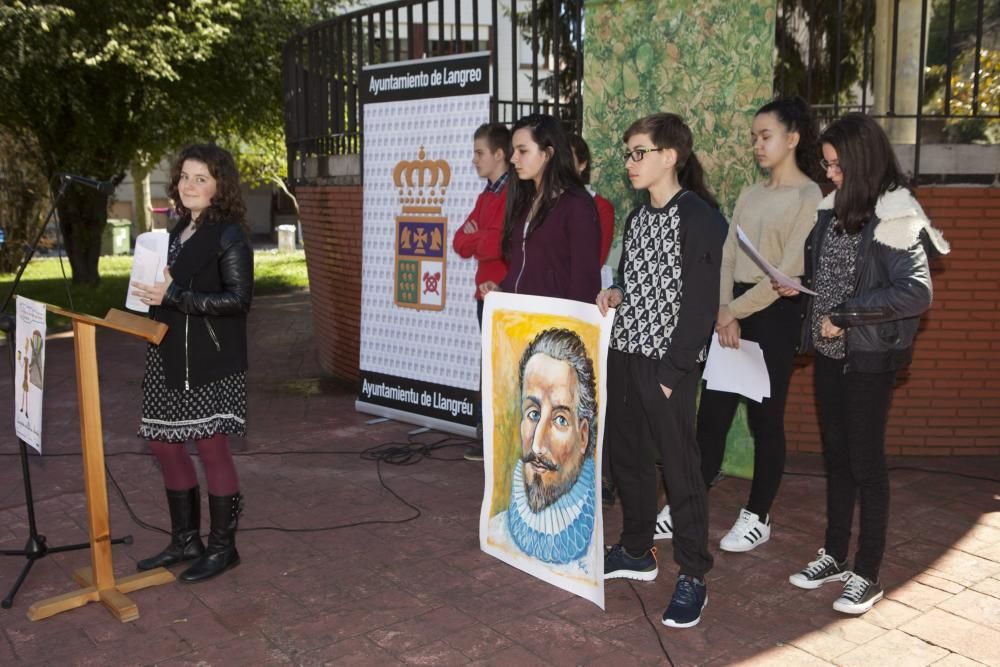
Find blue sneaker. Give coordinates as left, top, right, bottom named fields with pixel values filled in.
left=661, top=575, right=707, bottom=628
left=604, top=544, right=657, bottom=581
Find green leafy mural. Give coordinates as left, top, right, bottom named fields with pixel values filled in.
left=583, top=0, right=776, bottom=259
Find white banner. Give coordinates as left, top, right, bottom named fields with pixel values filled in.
left=358, top=54, right=490, bottom=434
left=479, top=292, right=612, bottom=609
left=14, top=296, right=47, bottom=453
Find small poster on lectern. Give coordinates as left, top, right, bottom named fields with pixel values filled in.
left=14, top=296, right=46, bottom=453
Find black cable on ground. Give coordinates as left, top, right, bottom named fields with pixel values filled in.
left=626, top=580, right=675, bottom=666
left=106, top=461, right=168, bottom=536
left=96, top=433, right=472, bottom=537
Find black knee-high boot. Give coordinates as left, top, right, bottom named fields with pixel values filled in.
left=179, top=492, right=242, bottom=583
left=137, top=486, right=205, bottom=571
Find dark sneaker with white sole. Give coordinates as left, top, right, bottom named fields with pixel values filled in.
left=789, top=548, right=848, bottom=589
left=604, top=544, right=657, bottom=581
left=833, top=573, right=883, bottom=614
left=661, top=575, right=707, bottom=628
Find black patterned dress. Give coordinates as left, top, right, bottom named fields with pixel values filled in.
left=811, top=221, right=862, bottom=360
left=137, top=234, right=247, bottom=443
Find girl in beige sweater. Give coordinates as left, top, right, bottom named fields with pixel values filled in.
left=656, top=98, right=822, bottom=553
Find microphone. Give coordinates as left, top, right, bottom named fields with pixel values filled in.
left=60, top=173, right=117, bottom=196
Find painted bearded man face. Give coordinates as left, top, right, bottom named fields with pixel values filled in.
left=519, top=352, right=591, bottom=513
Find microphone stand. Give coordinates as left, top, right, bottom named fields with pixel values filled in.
left=0, top=178, right=131, bottom=610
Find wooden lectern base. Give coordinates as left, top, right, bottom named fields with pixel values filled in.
left=23, top=305, right=174, bottom=624
left=26, top=566, right=174, bottom=623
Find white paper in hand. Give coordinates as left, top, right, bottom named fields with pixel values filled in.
left=702, top=333, right=772, bottom=403
left=736, top=225, right=817, bottom=296
left=126, top=231, right=170, bottom=313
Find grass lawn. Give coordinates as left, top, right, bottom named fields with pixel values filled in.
left=0, top=249, right=309, bottom=330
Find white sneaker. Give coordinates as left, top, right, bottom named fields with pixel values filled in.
left=653, top=505, right=673, bottom=540
left=719, top=508, right=770, bottom=552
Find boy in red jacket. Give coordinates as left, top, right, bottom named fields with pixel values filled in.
left=453, top=122, right=510, bottom=461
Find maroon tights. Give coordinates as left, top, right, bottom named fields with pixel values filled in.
left=149, top=433, right=240, bottom=496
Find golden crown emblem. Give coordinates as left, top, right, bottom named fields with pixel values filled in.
left=393, top=146, right=451, bottom=214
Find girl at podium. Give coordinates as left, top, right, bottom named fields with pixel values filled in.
left=130, top=143, right=253, bottom=583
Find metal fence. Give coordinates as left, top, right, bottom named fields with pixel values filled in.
left=282, top=0, right=584, bottom=180
left=284, top=0, right=999, bottom=181
left=774, top=0, right=999, bottom=180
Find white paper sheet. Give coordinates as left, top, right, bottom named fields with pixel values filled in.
left=702, top=332, right=771, bottom=403
left=600, top=264, right=614, bottom=289
left=736, top=225, right=818, bottom=296
left=126, top=231, right=170, bottom=312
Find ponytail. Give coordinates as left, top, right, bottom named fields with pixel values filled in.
left=757, top=96, right=821, bottom=181
left=678, top=153, right=719, bottom=210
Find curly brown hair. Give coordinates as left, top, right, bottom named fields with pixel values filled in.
left=167, top=144, right=247, bottom=228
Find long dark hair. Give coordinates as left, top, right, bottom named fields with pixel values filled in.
left=501, top=114, right=585, bottom=259
left=622, top=113, right=719, bottom=209
left=757, top=96, right=821, bottom=180
left=167, top=143, right=247, bottom=229
left=567, top=133, right=591, bottom=184
left=820, top=113, right=909, bottom=234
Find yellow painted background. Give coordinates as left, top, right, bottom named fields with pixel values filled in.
left=488, top=309, right=604, bottom=517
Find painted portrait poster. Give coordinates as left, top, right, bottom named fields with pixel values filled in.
left=478, top=292, right=612, bottom=609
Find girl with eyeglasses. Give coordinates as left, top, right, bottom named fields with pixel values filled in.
left=694, top=97, right=823, bottom=555
left=596, top=112, right=726, bottom=629
left=479, top=113, right=601, bottom=304
left=776, top=113, right=949, bottom=614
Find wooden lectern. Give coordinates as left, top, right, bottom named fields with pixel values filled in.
left=26, top=306, right=174, bottom=623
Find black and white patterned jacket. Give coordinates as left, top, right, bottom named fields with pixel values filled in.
left=610, top=190, right=727, bottom=388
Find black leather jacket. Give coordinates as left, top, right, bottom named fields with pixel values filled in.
left=799, top=188, right=949, bottom=373
left=151, top=218, right=254, bottom=389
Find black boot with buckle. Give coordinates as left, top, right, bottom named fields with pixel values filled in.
left=179, top=492, right=242, bottom=583
left=137, top=486, right=205, bottom=571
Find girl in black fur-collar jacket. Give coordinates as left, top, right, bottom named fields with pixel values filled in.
left=777, top=114, right=948, bottom=617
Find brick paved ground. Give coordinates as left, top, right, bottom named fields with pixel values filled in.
left=1, top=290, right=998, bottom=666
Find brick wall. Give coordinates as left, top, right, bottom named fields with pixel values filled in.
left=297, top=182, right=363, bottom=381
left=300, top=181, right=999, bottom=455
left=785, top=186, right=1000, bottom=456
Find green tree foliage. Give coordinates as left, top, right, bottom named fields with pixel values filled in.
left=927, top=49, right=1000, bottom=142
left=0, top=129, right=50, bottom=274
left=0, top=1, right=318, bottom=284
left=514, top=0, right=582, bottom=127
left=924, top=1, right=1000, bottom=143
left=773, top=0, right=870, bottom=110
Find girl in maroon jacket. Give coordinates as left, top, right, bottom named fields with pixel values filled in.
left=480, top=113, right=601, bottom=304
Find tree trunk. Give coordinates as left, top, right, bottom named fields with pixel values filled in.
left=132, top=164, right=153, bottom=235
left=57, top=185, right=108, bottom=285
